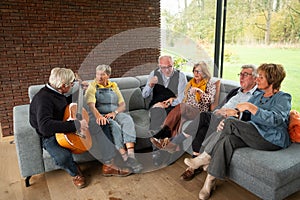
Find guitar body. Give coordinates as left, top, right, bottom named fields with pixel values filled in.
left=56, top=103, right=92, bottom=154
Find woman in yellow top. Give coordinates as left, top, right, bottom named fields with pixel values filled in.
left=85, top=64, right=143, bottom=173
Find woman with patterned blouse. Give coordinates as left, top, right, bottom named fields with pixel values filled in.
left=150, top=61, right=217, bottom=153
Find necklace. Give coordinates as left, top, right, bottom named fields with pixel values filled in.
left=259, top=95, right=272, bottom=105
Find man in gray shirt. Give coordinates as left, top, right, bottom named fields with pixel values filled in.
left=142, top=55, right=187, bottom=166
left=142, top=55, right=187, bottom=132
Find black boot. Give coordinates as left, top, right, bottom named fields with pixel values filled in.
left=152, top=126, right=171, bottom=139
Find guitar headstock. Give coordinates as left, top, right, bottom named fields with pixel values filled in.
left=75, top=73, right=89, bottom=90
left=81, top=81, right=89, bottom=90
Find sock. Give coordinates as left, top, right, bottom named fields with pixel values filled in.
left=104, top=159, right=113, bottom=166
left=121, top=152, right=128, bottom=161
left=127, top=148, right=135, bottom=159
left=170, top=133, right=186, bottom=145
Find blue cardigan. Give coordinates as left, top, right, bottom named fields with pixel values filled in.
left=248, top=91, right=291, bottom=148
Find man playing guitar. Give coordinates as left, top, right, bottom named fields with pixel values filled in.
left=29, top=67, right=89, bottom=189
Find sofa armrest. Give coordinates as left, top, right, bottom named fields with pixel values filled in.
left=13, top=105, right=45, bottom=178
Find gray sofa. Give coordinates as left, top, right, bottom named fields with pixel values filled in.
left=13, top=75, right=300, bottom=200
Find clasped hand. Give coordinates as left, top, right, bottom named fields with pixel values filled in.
left=215, top=108, right=239, bottom=118
left=189, top=87, right=203, bottom=94
left=95, top=112, right=117, bottom=125
left=152, top=98, right=174, bottom=108
left=236, top=102, right=257, bottom=115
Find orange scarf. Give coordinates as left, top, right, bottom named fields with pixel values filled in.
left=184, top=78, right=208, bottom=103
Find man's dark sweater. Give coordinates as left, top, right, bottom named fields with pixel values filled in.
left=29, top=85, right=78, bottom=138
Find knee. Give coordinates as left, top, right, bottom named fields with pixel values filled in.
left=150, top=107, right=164, bottom=115
left=222, top=118, right=236, bottom=131
left=224, top=118, right=236, bottom=125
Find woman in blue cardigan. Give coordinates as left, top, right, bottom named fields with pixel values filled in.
left=185, top=63, right=291, bottom=200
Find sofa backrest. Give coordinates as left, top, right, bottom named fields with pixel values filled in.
left=27, top=75, right=240, bottom=112
left=218, top=79, right=240, bottom=104
left=135, top=75, right=151, bottom=109
left=28, top=76, right=147, bottom=111
left=210, top=78, right=221, bottom=111
left=110, top=77, right=146, bottom=111
left=28, top=84, right=46, bottom=102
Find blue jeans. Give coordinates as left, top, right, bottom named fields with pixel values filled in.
left=108, top=113, right=136, bottom=150
left=42, top=136, right=78, bottom=177
left=88, top=120, right=116, bottom=163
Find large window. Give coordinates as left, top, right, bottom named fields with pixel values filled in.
left=161, top=0, right=300, bottom=110
left=160, top=0, right=216, bottom=76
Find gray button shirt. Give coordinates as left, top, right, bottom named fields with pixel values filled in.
left=222, top=85, right=258, bottom=109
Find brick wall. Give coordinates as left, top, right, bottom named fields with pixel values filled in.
left=0, top=0, right=160, bottom=136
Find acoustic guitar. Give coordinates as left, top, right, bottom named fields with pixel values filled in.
left=56, top=80, right=92, bottom=154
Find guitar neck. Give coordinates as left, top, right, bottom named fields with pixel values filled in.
left=76, top=80, right=84, bottom=119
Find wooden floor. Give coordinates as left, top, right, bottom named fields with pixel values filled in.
left=1, top=137, right=300, bottom=200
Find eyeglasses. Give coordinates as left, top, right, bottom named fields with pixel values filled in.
left=237, top=72, right=253, bottom=77
left=159, top=65, right=173, bottom=70
left=193, top=70, right=202, bottom=74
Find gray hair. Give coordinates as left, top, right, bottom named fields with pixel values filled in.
left=193, top=61, right=211, bottom=79
left=241, top=64, right=257, bottom=76
left=96, top=64, right=111, bottom=76
left=49, top=67, right=75, bottom=89
left=158, top=55, right=173, bottom=64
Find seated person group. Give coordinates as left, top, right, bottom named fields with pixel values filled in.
left=30, top=55, right=292, bottom=200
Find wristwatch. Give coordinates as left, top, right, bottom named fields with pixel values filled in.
left=114, top=110, right=119, bottom=115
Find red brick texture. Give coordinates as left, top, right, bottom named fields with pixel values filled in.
left=0, top=0, right=160, bottom=136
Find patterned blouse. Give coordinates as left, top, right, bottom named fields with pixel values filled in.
left=184, top=79, right=217, bottom=112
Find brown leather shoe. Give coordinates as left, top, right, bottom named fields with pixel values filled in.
left=73, top=175, right=86, bottom=189
left=150, top=137, right=179, bottom=153
left=150, top=137, right=172, bottom=149
left=102, top=164, right=132, bottom=177
left=180, top=167, right=203, bottom=181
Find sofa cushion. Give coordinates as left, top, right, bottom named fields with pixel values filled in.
left=129, top=109, right=150, bottom=138
left=129, top=109, right=151, bottom=150
left=230, top=143, right=300, bottom=189
left=210, top=79, right=221, bottom=111
left=135, top=75, right=148, bottom=88
left=135, top=75, right=152, bottom=109
left=219, top=79, right=240, bottom=104
left=28, top=84, right=45, bottom=102
left=121, top=88, right=145, bottom=111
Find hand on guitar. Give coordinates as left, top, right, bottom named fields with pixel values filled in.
left=79, top=119, right=89, bottom=131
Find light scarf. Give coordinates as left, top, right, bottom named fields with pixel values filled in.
left=183, top=78, right=208, bottom=103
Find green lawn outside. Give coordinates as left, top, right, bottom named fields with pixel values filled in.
left=222, top=45, right=300, bottom=111
left=164, top=44, right=300, bottom=111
